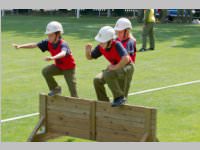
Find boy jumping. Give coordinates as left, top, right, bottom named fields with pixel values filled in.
left=13, top=21, right=78, bottom=97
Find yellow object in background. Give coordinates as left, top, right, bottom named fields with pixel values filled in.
left=144, top=9, right=155, bottom=23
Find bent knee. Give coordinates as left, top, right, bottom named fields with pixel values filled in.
left=93, top=77, right=101, bottom=85
left=103, top=71, right=115, bottom=81
left=41, top=67, right=49, bottom=76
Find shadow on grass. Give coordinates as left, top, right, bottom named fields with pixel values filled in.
left=65, top=138, right=76, bottom=142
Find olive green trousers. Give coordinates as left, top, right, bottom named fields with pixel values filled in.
left=42, top=64, right=78, bottom=97
left=93, top=63, right=134, bottom=101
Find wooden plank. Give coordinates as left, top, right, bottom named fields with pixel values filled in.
left=95, top=101, right=156, bottom=142
left=96, top=111, right=146, bottom=123
left=28, top=94, right=47, bottom=142
left=48, top=124, right=91, bottom=140
left=30, top=94, right=157, bottom=142
left=46, top=94, right=91, bottom=116
left=96, top=127, right=142, bottom=142
left=144, top=109, right=152, bottom=134
left=96, top=103, right=149, bottom=119
left=27, top=116, right=45, bottom=142
left=47, top=109, right=90, bottom=120
left=47, top=105, right=90, bottom=116
left=46, top=95, right=93, bottom=141
left=151, top=109, right=157, bottom=120
left=96, top=117, right=146, bottom=134
left=96, top=108, right=146, bottom=119
left=31, top=132, right=64, bottom=142
left=96, top=135, right=139, bottom=142
left=47, top=98, right=91, bottom=111
left=97, top=100, right=156, bottom=110
left=39, top=93, right=47, bottom=119
left=140, top=132, right=149, bottom=142
left=39, top=93, right=47, bottom=132
left=96, top=101, right=156, bottom=113
left=89, top=101, right=96, bottom=140
left=149, top=109, right=157, bottom=141
left=96, top=116, right=146, bottom=129
left=47, top=111, right=90, bottom=130
left=47, top=95, right=92, bottom=105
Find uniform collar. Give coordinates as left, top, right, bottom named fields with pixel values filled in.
left=106, top=41, right=114, bottom=51
left=121, top=37, right=130, bottom=43
left=51, top=38, right=62, bottom=49
left=99, top=43, right=112, bottom=51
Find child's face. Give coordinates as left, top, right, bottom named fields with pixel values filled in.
left=99, top=40, right=112, bottom=49
left=99, top=42, right=107, bottom=49
left=47, top=33, right=57, bottom=43
left=117, top=29, right=130, bottom=40
left=116, top=30, right=124, bottom=40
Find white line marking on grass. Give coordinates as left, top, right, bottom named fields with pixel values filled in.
left=128, top=80, right=200, bottom=96
left=1, top=80, right=200, bottom=124
left=1, top=113, right=39, bottom=123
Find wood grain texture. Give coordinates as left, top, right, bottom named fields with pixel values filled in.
left=29, top=94, right=157, bottom=142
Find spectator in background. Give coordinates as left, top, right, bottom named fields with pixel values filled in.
left=139, top=9, right=156, bottom=52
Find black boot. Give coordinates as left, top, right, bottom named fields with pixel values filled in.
left=139, top=48, right=147, bottom=52
left=111, top=96, right=126, bottom=107
left=147, top=48, right=155, bottom=51
left=48, top=86, right=62, bottom=96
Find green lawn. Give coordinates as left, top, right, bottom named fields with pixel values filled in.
left=1, top=15, right=200, bottom=142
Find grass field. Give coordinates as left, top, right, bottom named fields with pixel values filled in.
left=1, top=15, right=200, bottom=142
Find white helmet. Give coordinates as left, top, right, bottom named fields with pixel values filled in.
left=114, top=18, right=132, bottom=31
left=95, top=26, right=116, bottom=43
left=45, top=21, right=64, bottom=34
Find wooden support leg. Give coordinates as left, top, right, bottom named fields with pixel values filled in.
left=140, top=132, right=149, bottom=142
left=156, top=137, right=159, bottom=142
left=30, top=132, right=63, bottom=142
left=27, top=116, right=45, bottom=142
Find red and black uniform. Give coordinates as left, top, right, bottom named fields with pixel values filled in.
left=37, top=38, right=76, bottom=70
left=37, top=38, right=78, bottom=97
left=91, top=40, right=134, bottom=102
left=91, top=40, right=132, bottom=64
left=116, top=38, right=137, bottom=63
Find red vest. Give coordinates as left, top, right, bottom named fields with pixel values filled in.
left=48, top=39, right=76, bottom=70
left=116, top=38, right=137, bottom=63
left=98, top=41, right=131, bottom=65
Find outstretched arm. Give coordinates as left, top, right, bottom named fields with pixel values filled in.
left=12, top=43, right=38, bottom=49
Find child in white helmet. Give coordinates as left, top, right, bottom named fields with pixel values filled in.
left=114, top=17, right=137, bottom=63
left=13, top=21, right=78, bottom=97
left=85, top=26, right=134, bottom=107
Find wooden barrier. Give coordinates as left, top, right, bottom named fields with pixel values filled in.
left=28, top=94, right=158, bottom=142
